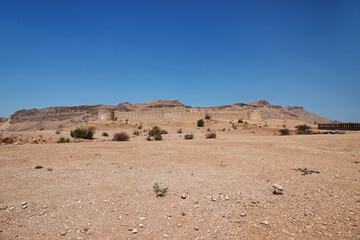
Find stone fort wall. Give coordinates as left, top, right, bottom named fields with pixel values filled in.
left=98, top=109, right=261, bottom=122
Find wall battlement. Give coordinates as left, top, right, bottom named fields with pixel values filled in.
left=98, top=109, right=261, bottom=122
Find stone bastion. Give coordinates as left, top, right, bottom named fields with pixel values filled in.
left=98, top=109, right=261, bottom=122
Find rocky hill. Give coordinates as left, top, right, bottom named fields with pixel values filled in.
left=1, top=100, right=333, bottom=131
left=0, top=117, right=7, bottom=123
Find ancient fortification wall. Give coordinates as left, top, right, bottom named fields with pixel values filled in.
left=98, top=109, right=261, bottom=122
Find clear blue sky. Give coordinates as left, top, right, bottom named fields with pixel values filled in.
left=1, top=0, right=359, bottom=122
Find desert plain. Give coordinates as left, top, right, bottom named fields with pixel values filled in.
left=0, top=120, right=359, bottom=239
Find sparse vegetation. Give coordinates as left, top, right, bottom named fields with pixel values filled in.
left=177, top=128, right=183, bottom=134
left=112, top=132, right=130, bottom=141
left=55, top=130, right=61, bottom=134
left=279, top=128, right=290, bottom=135
left=205, top=132, right=217, bottom=139
left=184, top=133, right=194, bottom=140
left=133, top=130, right=140, bottom=136
left=232, top=123, right=237, bottom=129
left=146, top=126, right=167, bottom=140
left=205, top=114, right=211, bottom=120
left=35, top=166, right=43, bottom=169
left=148, top=126, right=168, bottom=136
left=153, top=134, right=162, bottom=141
left=57, top=137, right=70, bottom=143
left=197, top=119, right=204, bottom=127
left=70, top=128, right=94, bottom=139
left=238, top=119, right=244, bottom=123
left=153, top=183, right=168, bottom=197
left=296, top=124, right=311, bottom=134
left=102, top=132, right=109, bottom=137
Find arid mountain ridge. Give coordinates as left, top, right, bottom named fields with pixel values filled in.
left=1, top=100, right=333, bottom=131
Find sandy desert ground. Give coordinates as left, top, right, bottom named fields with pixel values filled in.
left=0, top=122, right=359, bottom=239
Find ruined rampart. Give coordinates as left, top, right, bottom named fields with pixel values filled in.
left=98, top=109, right=261, bottom=122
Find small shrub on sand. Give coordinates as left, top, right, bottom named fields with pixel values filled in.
left=147, top=126, right=167, bottom=141
left=102, top=132, right=109, bottom=137
left=133, top=130, right=140, bottom=136
left=153, top=134, right=162, bottom=141
left=149, top=126, right=167, bottom=136
left=184, top=133, right=194, bottom=140
left=112, top=132, right=130, bottom=141
left=57, top=137, right=70, bottom=143
left=238, top=119, right=244, bottom=123
left=205, top=114, right=211, bottom=120
left=197, top=119, right=204, bottom=127
left=153, top=183, right=168, bottom=197
left=70, top=128, right=94, bottom=139
left=55, top=130, right=61, bottom=134
left=205, top=132, right=216, bottom=139
left=279, top=128, right=290, bottom=135
left=177, top=128, right=183, bottom=134
left=295, top=124, right=311, bottom=134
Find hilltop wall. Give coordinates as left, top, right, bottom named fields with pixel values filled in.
left=98, top=109, right=261, bottom=122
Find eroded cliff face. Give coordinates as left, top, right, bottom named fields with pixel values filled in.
left=3, top=99, right=333, bottom=131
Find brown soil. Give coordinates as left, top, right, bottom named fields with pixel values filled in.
left=0, top=122, right=359, bottom=239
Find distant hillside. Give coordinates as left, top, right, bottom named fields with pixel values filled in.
left=1, top=99, right=334, bottom=131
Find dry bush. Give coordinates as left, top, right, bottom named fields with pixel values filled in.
left=177, top=128, right=183, bottom=134
left=184, top=133, right=194, bottom=140
left=55, top=130, right=61, bottom=134
left=153, top=134, right=162, bottom=141
left=133, top=130, right=140, bottom=136
left=102, top=132, right=109, bottom=137
left=205, top=132, right=217, bottom=139
left=279, top=128, right=290, bottom=135
left=112, top=132, right=130, bottom=141
left=296, top=124, right=311, bottom=134
left=57, top=137, right=70, bottom=143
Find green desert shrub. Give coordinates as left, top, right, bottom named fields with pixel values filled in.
left=205, top=114, right=211, bottom=120
left=70, top=128, right=94, bottom=139
left=149, top=126, right=167, bottom=136
left=112, top=132, right=130, bottom=141
left=197, top=119, right=204, bottom=127
left=295, top=124, right=311, bottom=134
left=238, top=119, right=244, bottom=123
